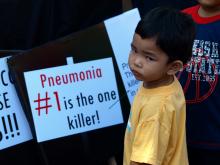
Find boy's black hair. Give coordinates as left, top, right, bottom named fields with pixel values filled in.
left=135, top=7, right=195, bottom=64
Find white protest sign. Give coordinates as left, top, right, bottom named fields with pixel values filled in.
left=24, top=57, right=123, bottom=142
left=0, top=56, right=32, bottom=150
left=105, top=8, right=141, bottom=104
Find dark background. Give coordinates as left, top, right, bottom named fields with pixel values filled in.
left=0, top=0, right=197, bottom=50
left=0, top=1, right=197, bottom=165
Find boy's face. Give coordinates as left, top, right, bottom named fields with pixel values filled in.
left=128, top=33, right=172, bottom=87
left=197, top=0, right=220, bottom=8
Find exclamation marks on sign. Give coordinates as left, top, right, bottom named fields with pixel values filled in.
left=2, top=116, right=8, bottom=139
left=0, top=113, right=20, bottom=141
left=13, top=113, right=20, bottom=136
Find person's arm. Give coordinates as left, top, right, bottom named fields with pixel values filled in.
left=129, top=105, right=173, bottom=165
left=130, top=161, right=150, bottom=165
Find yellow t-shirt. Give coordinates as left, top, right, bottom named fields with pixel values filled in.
left=123, top=77, right=188, bottom=165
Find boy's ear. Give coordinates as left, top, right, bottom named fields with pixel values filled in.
left=167, top=60, right=183, bottom=75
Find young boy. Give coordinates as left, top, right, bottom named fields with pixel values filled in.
left=179, top=1, right=220, bottom=164
left=123, top=7, right=195, bottom=165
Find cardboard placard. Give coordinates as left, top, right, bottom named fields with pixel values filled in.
left=0, top=54, right=32, bottom=150
left=105, top=9, right=141, bottom=104
left=24, top=58, right=123, bottom=142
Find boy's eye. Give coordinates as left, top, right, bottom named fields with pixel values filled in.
left=130, top=48, right=137, bottom=54
left=130, top=44, right=138, bottom=53
left=145, top=56, right=155, bottom=61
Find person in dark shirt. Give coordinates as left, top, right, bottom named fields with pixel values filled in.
left=179, top=0, right=220, bottom=164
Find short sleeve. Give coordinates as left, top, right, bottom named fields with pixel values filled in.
left=130, top=107, right=173, bottom=165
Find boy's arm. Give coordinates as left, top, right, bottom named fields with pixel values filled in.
left=130, top=161, right=150, bottom=165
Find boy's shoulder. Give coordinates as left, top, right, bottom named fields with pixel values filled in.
left=138, top=78, right=185, bottom=111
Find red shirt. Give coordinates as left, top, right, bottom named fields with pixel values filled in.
left=183, top=5, right=220, bottom=24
